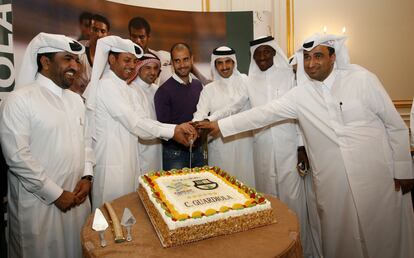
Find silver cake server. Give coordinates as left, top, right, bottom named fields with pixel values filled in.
left=92, top=208, right=109, bottom=247
left=120, top=207, right=136, bottom=242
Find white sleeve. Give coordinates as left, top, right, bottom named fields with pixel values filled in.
left=98, top=81, right=175, bottom=140
left=219, top=88, right=298, bottom=137
left=82, top=103, right=95, bottom=177
left=0, top=93, right=63, bottom=204
left=208, top=82, right=249, bottom=121
left=366, top=74, right=413, bottom=179
left=193, top=87, right=211, bottom=122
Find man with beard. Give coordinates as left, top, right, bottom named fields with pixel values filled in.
left=154, top=43, right=205, bottom=170
left=83, top=37, right=197, bottom=209
left=129, top=53, right=163, bottom=173
left=199, top=33, right=414, bottom=258
left=205, top=37, right=321, bottom=258
left=193, top=46, right=255, bottom=186
left=0, top=32, right=94, bottom=258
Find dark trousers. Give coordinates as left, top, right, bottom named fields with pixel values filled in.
left=162, top=144, right=206, bottom=170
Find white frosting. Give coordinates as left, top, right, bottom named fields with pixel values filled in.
left=139, top=171, right=271, bottom=230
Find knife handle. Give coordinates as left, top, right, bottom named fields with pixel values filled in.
left=104, top=202, right=126, bottom=243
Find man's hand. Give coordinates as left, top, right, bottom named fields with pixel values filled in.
left=297, top=146, right=310, bottom=177
left=394, top=179, right=414, bottom=195
left=196, top=120, right=221, bottom=138
left=73, top=178, right=92, bottom=205
left=173, top=122, right=198, bottom=147
left=54, top=190, right=77, bottom=212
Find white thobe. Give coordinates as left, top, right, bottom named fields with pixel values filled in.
left=0, top=74, right=94, bottom=258
left=130, top=78, right=162, bottom=174
left=219, top=68, right=414, bottom=258
left=92, top=70, right=175, bottom=209
left=211, top=65, right=322, bottom=258
left=193, top=74, right=255, bottom=187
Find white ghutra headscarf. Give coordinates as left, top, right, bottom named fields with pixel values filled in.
left=16, top=32, right=84, bottom=88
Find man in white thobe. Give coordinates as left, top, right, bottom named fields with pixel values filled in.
left=129, top=53, right=163, bottom=173
left=0, top=33, right=94, bottom=258
left=208, top=37, right=321, bottom=258
left=193, top=46, right=255, bottom=186
left=201, top=33, right=414, bottom=258
left=83, top=36, right=197, bottom=210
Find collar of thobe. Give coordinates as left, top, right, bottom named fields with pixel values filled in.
left=107, top=69, right=128, bottom=87
left=172, top=73, right=192, bottom=85
left=312, top=69, right=337, bottom=91
left=36, top=73, right=63, bottom=98
left=135, top=76, right=152, bottom=89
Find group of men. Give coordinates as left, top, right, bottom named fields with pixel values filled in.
left=0, top=13, right=413, bottom=258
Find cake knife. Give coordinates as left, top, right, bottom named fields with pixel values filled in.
left=92, top=208, right=108, bottom=247
left=121, top=207, right=136, bottom=242
left=189, top=137, right=194, bottom=170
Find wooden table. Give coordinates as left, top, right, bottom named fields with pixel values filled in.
left=81, top=192, right=303, bottom=258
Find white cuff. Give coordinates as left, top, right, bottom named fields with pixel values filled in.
left=159, top=124, right=175, bottom=140
left=83, top=162, right=94, bottom=177
left=34, top=177, right=63, bottom=205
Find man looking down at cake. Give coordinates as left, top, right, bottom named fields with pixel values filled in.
left=83, top=36, right=197, bottom=210
left=154, top=43, right=206, bottom=170
left=198, top=33, right=414, bottom=258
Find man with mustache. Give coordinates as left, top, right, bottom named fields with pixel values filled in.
left=205, top=37, right=321, bottom=258
left=193, top=46, right=255, bottom=186
left=83, top=36, right=196, bottom=209
left=154, top=43, right=205, bottom=170
left=0, top=32, right=94, bottom=258
left=129, top=53, right=163, bottom=173
left=200, top=33, right=414, bottom=258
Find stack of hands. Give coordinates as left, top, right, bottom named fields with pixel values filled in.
left=172, top=120, right=220, bottom=147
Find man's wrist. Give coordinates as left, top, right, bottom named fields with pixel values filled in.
left=81, top=175, right=93, bottom=182
left=297, top=146, right=305, bottom=151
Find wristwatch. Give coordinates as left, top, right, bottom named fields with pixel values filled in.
left=81, top=175, right=93, bottom=182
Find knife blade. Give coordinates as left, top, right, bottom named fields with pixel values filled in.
left=92, top=208, right=108, bottom=247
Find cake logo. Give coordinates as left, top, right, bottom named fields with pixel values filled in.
left=167, top=182, right=193, bottom=196
left=193, top=179, right=218, bottom=190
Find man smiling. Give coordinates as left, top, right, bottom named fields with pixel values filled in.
left=0, top=32, right=93, bottom=258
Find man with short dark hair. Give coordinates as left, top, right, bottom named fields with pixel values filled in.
left=0, top=32, right=94, bottom=258
left=128, top=16, right=172, bottom=85
left=77, top=11, right=92, bottom=41
left=200, top=33, right=414, bottom=258
left=154, top=43, right=205, bottom=170
left=78, top=14, right=110, bottom=81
